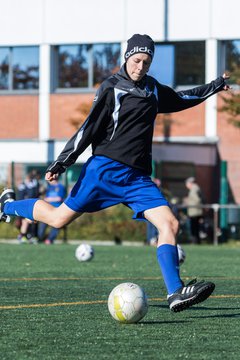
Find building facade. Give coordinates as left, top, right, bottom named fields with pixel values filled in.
left=0, top=0, right=240, bottom=203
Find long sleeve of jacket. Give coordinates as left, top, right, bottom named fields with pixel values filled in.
left=46, top=84, right=113, bottom=175
left=156, top=76, right=225, bottom=113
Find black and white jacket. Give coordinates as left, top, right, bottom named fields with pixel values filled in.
left=47, top=65, right=226, bottom=176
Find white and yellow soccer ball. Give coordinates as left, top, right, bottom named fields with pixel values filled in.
left=108, top=282, right=148, bottom=323
left=177, top=244, right=186, bottom=265
left=75, top=244, right=94, bottom=262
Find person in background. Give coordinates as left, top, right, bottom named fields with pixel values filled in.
left=38, top=179, right=66, bottom=244
left=16, top=170, right=41, bottom=244
left=184, top=177, right=204, bottom=244
left=0, top=34, right=230, bottom=312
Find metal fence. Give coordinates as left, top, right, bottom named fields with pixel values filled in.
left=177, top=204, right=240, bottom=245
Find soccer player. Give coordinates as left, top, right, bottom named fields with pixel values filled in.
left=0, top=34, right=230, bottom=312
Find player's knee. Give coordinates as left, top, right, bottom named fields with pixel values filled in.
left=50, top=217, right=67, bottom=229
left=159, top=216, right=179, bottom=236
left=51, top=222, right=63, bottom=229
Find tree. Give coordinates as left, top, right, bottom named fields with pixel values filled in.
left=68, top=101, right=92, bottom=130
left=219, top=71, right=240, bottom=128
left=155, top=113, right=176, bottom=141
left=219, top=92, right=240, bottom=128
left=219, top=43, right=240, bottom=128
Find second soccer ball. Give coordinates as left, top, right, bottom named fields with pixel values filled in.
left=75, top=244, right=94, bottom=262
left=177, top=244, right=186, bottom=265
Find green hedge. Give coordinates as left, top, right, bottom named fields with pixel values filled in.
left=0, top=204, right=147, bottom=242
left=65, top=204, right=146, bottom=241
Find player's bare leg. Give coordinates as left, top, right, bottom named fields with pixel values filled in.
left=0, top=188, right=81, bottom=227
left=144, top=205, right=178, bottom=246
left=33, top=200, right=81, bottom=228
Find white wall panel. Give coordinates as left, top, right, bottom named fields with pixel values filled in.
left=1, top=0, right=240, bottom=46
left=168, top=0, right=211, bottom=40
left=205, top=39, right=218, bottom=137
left=124, top=0, right=165, bottom=41
left=39, top=44, right=51, bottom=140
left=0, top=142, right=47, bottom=163
left=0, top=141, right=91, bottom=164
left=44, top=0, right=126, bottom=44
left=54, top=143, right=92, bottom=163
left=211, top=0, right=240, bottom=39
left=0, top=0, right=43, bottom=45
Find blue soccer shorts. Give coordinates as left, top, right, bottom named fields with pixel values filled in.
left=64, top=155, right=169, bottom=220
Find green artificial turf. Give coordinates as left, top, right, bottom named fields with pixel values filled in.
left=1, top=243, right=240, bottom=359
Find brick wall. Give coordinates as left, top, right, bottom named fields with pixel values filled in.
left=217, top=96, right=240, bottom=203
left=50, top=93, right=95, bottom=138
left=154, top=103, right=205, bottom=137
left=50, top=93, right=206, bottom=138
left=0, top=95, right=39, bottom=139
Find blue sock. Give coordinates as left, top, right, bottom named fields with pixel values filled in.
left=4, top=199, right=38, bottom=221
left=156, top=244, right=182, bottom=295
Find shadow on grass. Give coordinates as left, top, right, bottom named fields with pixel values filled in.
left=141, top=320, right=191, bottom=324
left=149, top=303, right=209, bottom=311
left=149, top=304, right=169, bottom=309
left=190, top=309, right=240, bottom=318
left=149, top=303, right=240, bottom=319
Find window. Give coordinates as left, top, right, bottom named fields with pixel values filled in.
left=57, top=43, right=121, bottom=90
left=0, top=46, right=39, bottom=91
left=148, top=41, right=205, bottom=87
left=175, top=42, right=205, bottom=85
left=0, top=48, right=9, bottom=89
left=223, top=40, right=240, bottom=84
left=58, top=45, right=89, bottom=88
left=12, top=47, right=39, bottom=90
left=149, top=45, right=175, bottom=86
left=92, top=44, right=121, bottom=87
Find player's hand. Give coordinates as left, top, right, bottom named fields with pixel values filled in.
left=222, top=73, right=231, bottom=91
left=45, top=161, right=66, bottom=182
left=45, top=172, right=59, bottom=182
